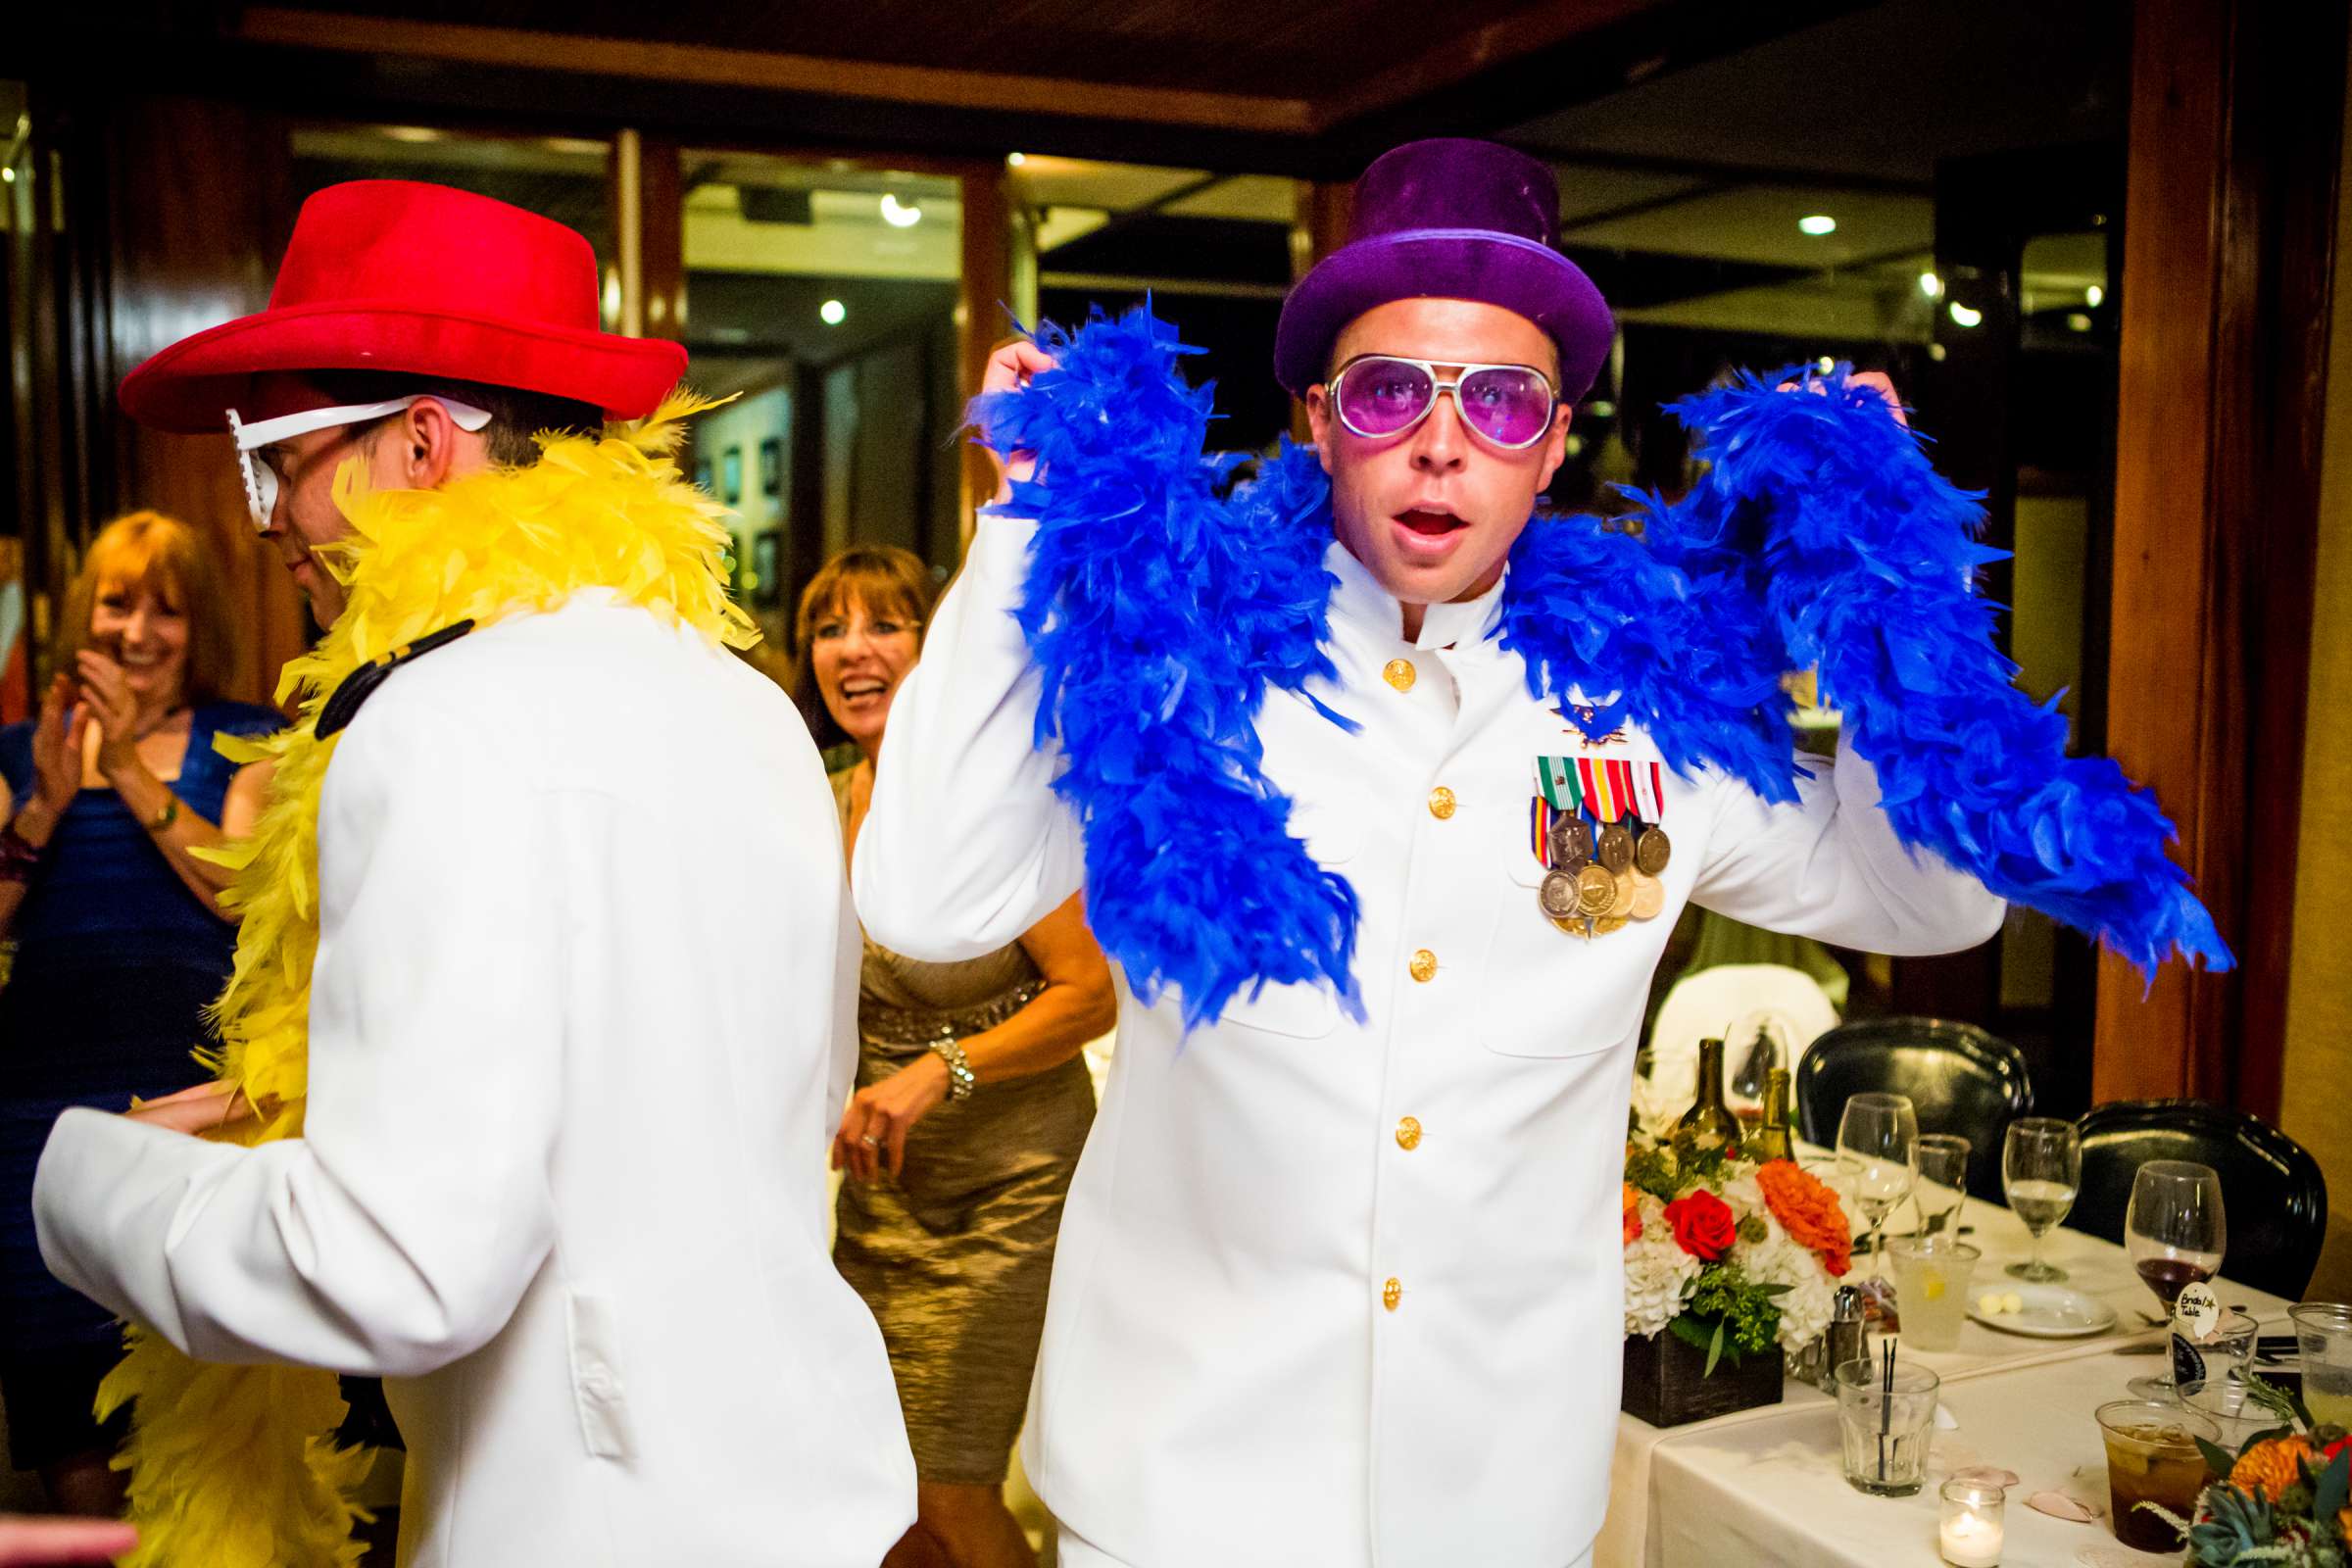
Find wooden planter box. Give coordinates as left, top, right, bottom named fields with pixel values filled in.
left=1622, top=1329, right=1784, bottom=1428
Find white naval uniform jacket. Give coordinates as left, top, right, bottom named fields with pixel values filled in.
left=34, top=594, right=917, bottom=1568
left=856, top=519, right=2005, bottom=1568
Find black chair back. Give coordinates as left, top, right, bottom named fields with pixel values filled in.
left=2070, top=1100, right=2327, bottom=1300
left=1793, top=1016, right=2033, bottom=1198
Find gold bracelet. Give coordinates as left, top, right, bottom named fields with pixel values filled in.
left=147, top=795, right=180, bottom=833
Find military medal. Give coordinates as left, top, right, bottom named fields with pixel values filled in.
left=1547, top=813, right=1593, bottom=865
left=1629, top=869, right=1666, bottom=920
left=1533, top=753, right=1672, bottom=939
left=1538, top=868, right=1581, bottom=920
left=1626, top=759, right=1673, bottom=875
left=1596, top=823, right=1634, bottom=874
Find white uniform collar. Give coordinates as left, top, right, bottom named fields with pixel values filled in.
left=1324, top=538, right=1507, bottom=651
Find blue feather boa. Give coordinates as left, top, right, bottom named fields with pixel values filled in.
left=973, top=306, right=2229, bottom=1026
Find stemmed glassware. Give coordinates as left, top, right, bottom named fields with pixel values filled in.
left=1837, top=1093, right=1919, bottom=1288
left=2001, top=1118, right=2081, bottom=1283
left=1913, top=1134, right=1972, bottom=1239
left=2126, top=1160, right=2227, bottom=1397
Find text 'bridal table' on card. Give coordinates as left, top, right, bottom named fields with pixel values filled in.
left=1597, top=1168, right=2297, bottom=1567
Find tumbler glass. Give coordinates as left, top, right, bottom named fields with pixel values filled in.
left=1835, top=1358, right=1941, bottom=1496
left=1888, top=1237, right=1981, bottom=1352
left=2095, top=1398, right=2218, bottom=1552
left=2290, top=1302, right=2352, bottom=1432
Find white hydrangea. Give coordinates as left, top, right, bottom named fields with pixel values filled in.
left=1738, top=1216, right=1838, bottom=1353
left=1623, top=1193, right=1702, bottom=1340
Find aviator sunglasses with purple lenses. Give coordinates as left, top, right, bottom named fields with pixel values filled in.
left=1328, top=354, right=1561, bottom=449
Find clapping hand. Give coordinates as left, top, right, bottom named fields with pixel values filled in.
left=27, top=675, right=85, bottom=813
left=73, top=650, right=141, bottom=781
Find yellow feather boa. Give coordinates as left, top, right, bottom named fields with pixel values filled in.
left=95, top=396, right=752, bottom=1567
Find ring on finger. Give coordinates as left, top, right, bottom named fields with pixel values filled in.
left=859, top=1134, right=880, bottom=1148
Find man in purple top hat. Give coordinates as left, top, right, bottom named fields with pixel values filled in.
left=855, top=139, right=2005, bottom=1565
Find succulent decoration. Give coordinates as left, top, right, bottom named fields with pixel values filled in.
left=2138, top=1377, right=2350, bottom=1566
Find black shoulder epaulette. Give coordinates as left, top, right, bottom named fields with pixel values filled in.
left=315, top=620, right=477, bottom=739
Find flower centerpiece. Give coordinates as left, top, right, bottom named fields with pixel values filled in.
left=1620, top=1128, right=1853, bottom=1425
left=2142, top=1377, right=2350, bottom=1565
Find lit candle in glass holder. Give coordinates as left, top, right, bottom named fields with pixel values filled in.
left=1938, top=1477, right=2005, bottom=1566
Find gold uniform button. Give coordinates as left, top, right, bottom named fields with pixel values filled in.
left=1382, top=1277, right=1402, bottom=1312
left=1396, top=1116, right=1422, bottom=1151
left=1408, top=949, right=1438, bottom=983
left=1427, top=786, right=1455, bottom=819
left=1383, top=658, right=1417, bottom=692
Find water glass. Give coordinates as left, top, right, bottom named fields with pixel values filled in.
left=2290, top=1301, right=2352, bottom=1432
left=1835, top=1357, right=1940, bottom=1496
left=2171, top=1307, right=2259, bottom=1401
left=1888, top=1237, right=1981, bottom=1351
left=1915, top=1134, right=1971, bottom=1238
left=2001, top=1118, right=2080, bottom=1282
left=1838, top=1094, right=1919, bottom=1286
left=2095, top=1398, right=2218, bottom=1551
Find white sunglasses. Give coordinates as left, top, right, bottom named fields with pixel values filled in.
left=227, top=396, right=492, bottom=534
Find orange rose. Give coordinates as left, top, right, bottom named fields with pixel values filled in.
left=1755, top=1158, right=1853, bottom=1277
left=2229, top=1436, right=2313, bottom=1501
left=1622, top=1184, right=1642, bottom=1246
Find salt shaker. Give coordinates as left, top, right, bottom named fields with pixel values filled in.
left=1825, top=1284, right=1869, bottom=1378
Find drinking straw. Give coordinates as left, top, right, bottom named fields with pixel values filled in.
left=1877, top=1340, right=1894, bottom=1481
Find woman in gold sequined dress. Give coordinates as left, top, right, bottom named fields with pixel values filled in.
left=799, top=548, right=1113, bottom=1568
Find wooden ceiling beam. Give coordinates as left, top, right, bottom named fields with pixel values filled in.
left=234, top=7, right=1318, bottom=135
left=1304, top=0, right=1658, bottom=132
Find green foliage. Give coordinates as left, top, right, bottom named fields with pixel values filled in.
left=1626, top=1144, right=1680, bottom=1201
left=1670, top=1262, right=1786, bottom=1368
left=2247, top=1374, right=2315, bottom=1434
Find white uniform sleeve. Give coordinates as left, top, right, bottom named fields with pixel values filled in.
left=34, top=692, right=561, bottom=1377
left=1690, top=736, right=2006, bottom=956
left=854, top=514, right=1085, bottom=961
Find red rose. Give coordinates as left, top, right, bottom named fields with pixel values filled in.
left=1664, top=1190, right=1737, bottom=1261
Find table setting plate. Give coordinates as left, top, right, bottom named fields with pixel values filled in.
left=1966, top=1282, right=2120, bottom=1338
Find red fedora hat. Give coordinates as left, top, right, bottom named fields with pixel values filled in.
left=120, top=179, right=687, bottom=433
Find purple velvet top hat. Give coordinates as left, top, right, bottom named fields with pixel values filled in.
left=1274, top=138, right=1614, bottom=400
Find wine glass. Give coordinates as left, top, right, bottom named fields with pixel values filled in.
left=1837, top=1093, right=1919, bottom=1289
left=1724, top=1011, right=1791, bottom=1123
left=2126, top=1160, right=2226, bottom=1396
left=1914, top=1134, right=1971, bottom=1239
left=2001, top=1118, right=2081, bottom=1282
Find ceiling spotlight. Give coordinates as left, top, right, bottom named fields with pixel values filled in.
left=879, top=193, right=921, bottom=228
left=0, top=168, right=13, bottom=185
left=819, top=299, right=847, bottom=326
left=1006, top=152, right=1026, bottom=168
left=2067, top=313, right=2093, bottom=332
left=1918, top=271, right=1942, bottom=298
left=1948, top=301, right=1984, bottom=328
left=1816, top=356, right=1836, bottom=373
left=1798, top=215, right=1838, bottom=236
left=2085, top=284, right=2104, bottom=307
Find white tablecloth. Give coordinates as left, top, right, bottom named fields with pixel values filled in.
left=1596, top=1179, right=2296, bottom=1567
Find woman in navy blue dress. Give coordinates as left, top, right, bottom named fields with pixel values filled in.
left=0, top=512, right=279, bottom=1514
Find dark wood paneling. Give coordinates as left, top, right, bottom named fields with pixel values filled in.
left=97, top=96, right=312, bottom=709
left=2092, top=0, right=2346, bottom=1110
left=956, top=165, right=1012, bottom=543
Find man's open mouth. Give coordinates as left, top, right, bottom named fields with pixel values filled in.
left=1397, top=507, right=1466, bottom=537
